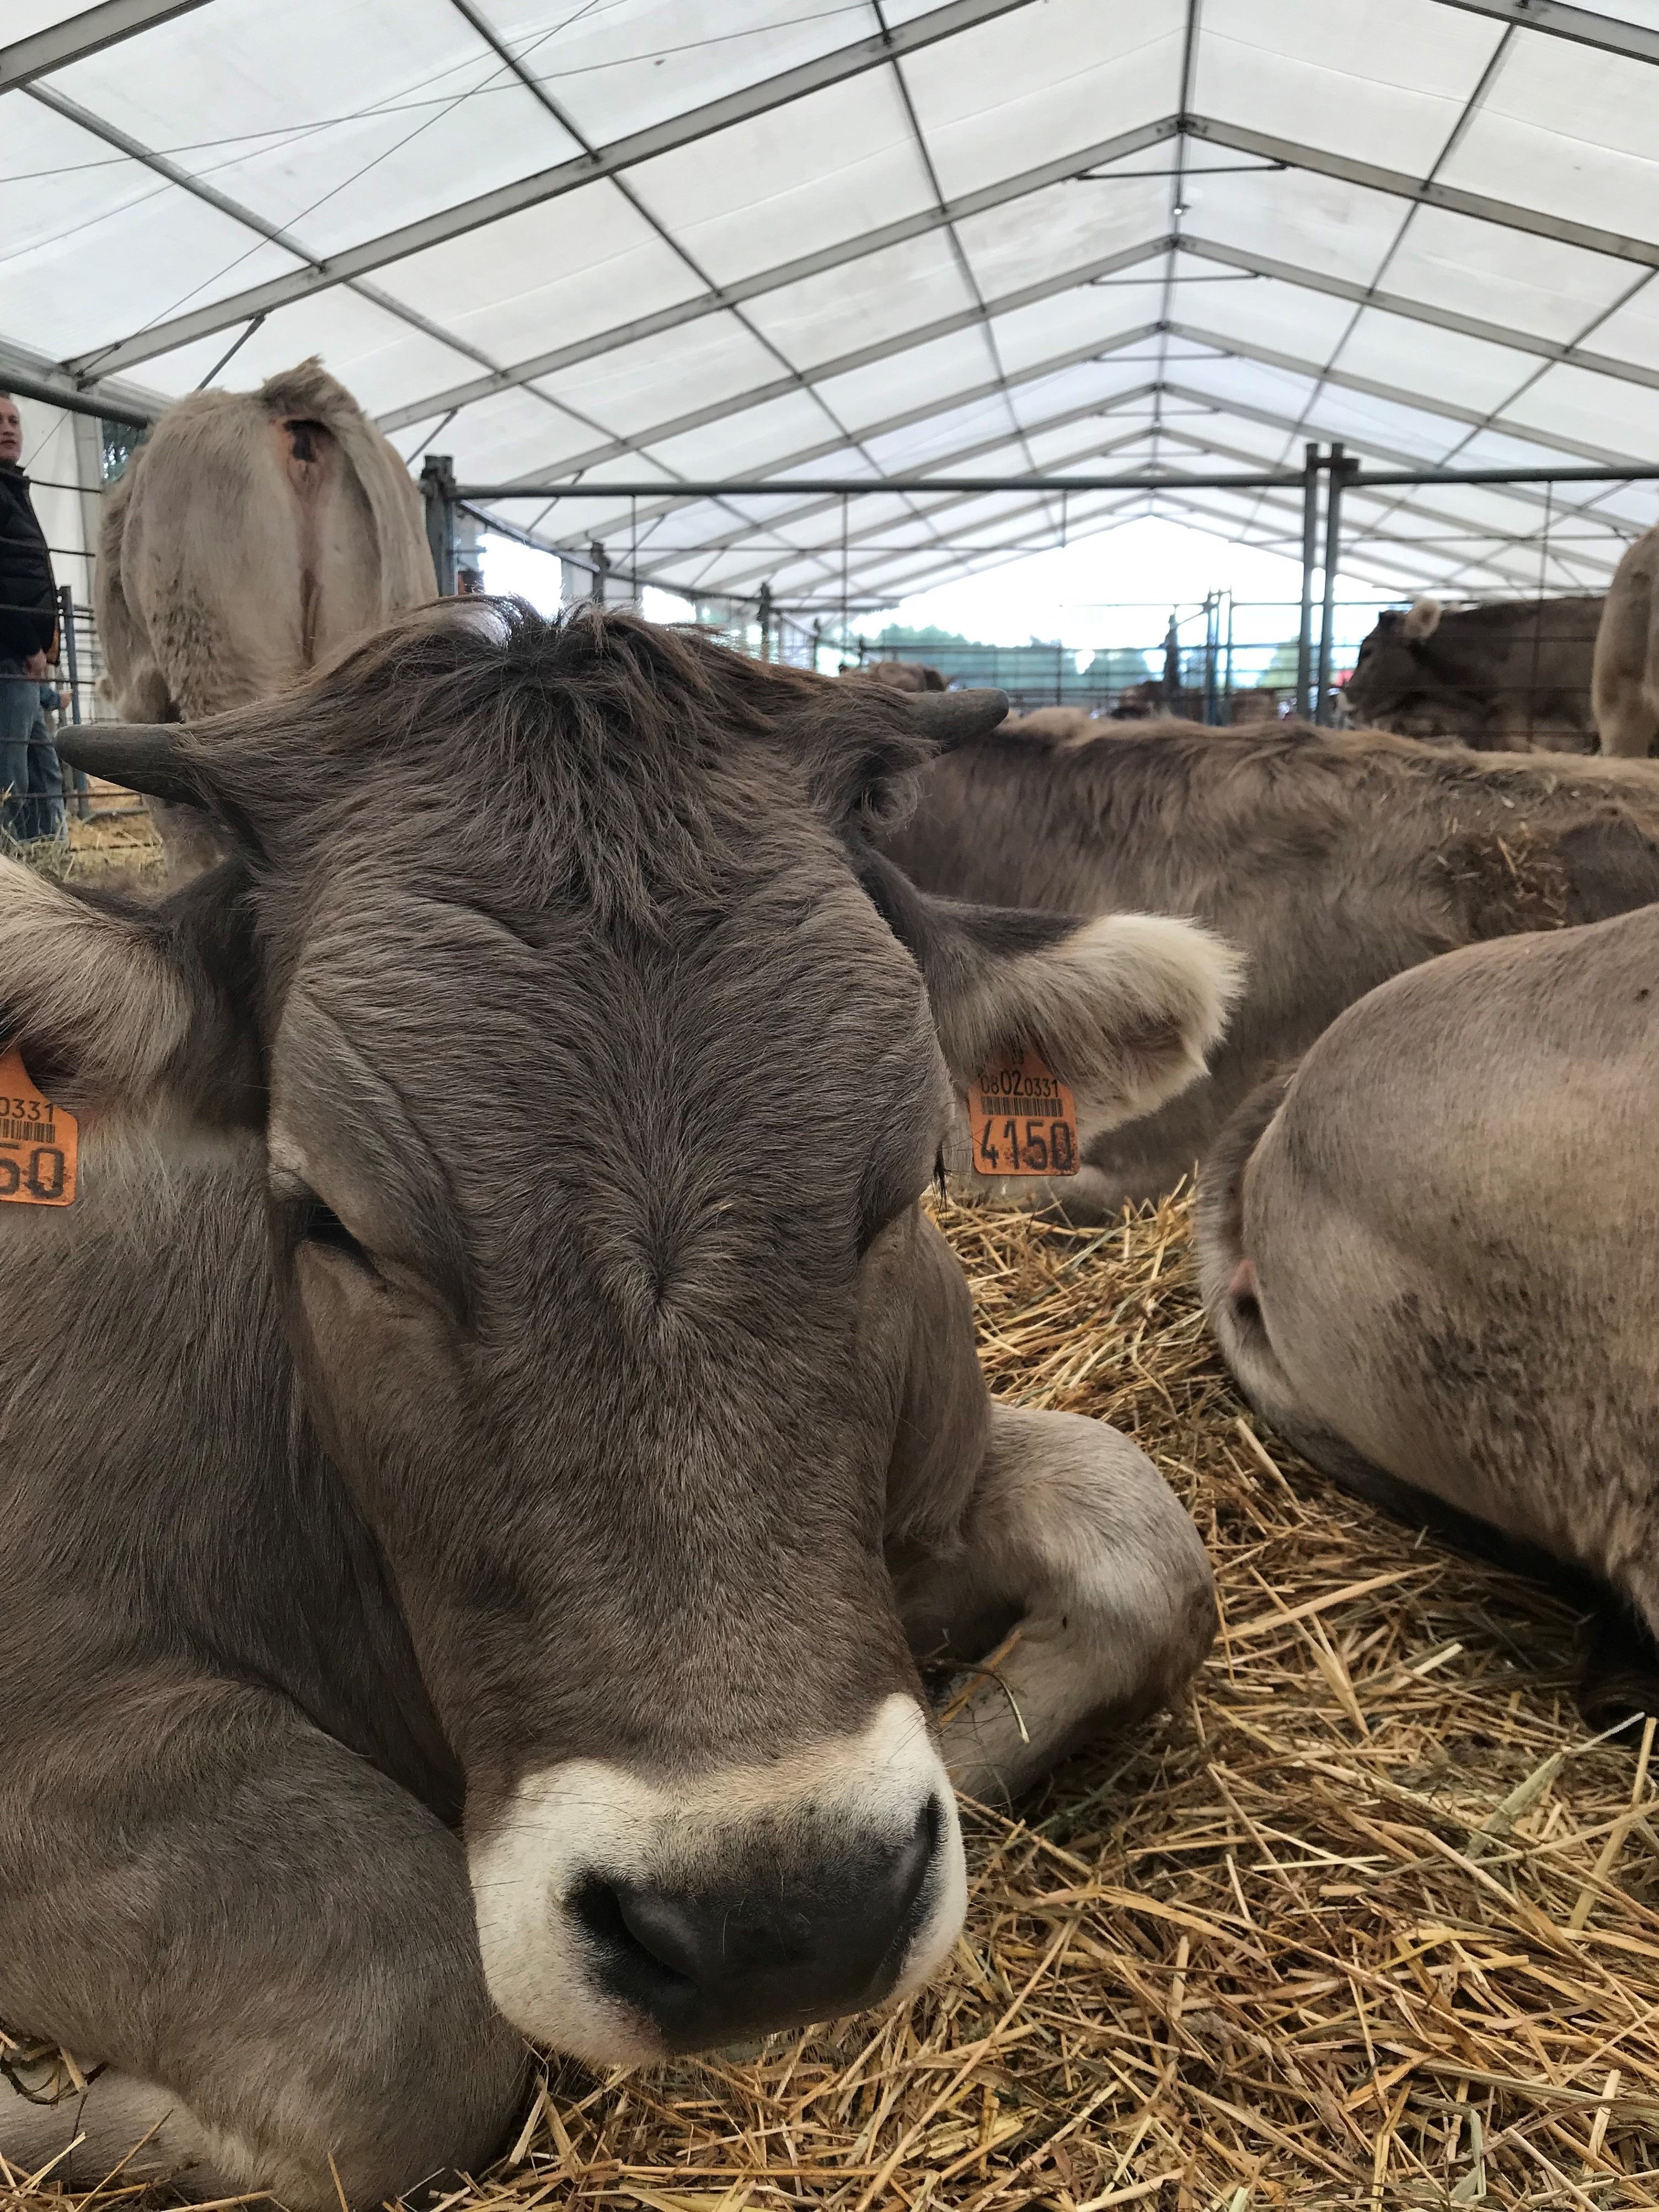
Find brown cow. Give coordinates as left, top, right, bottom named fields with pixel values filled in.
left=1344, top=596, right=1603, bottom=752
left=1196, top=904, right=1659, bottom=1710
left=96, top=357, right=435, bottom=869
left=2, top=608, right=1225, bottom=2203
left=838, top=658, right=949, bottom=692
left=879, top=716, right=1659, bottom=1218
left=1004, top=705, right=1098, bottom=742
left=1592, top=522, right=1659, bottom=757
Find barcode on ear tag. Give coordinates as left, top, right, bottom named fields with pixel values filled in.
left=0, top=1047, right=77, bottom=1206
left=970, top=1044, right=1079, bottom=1177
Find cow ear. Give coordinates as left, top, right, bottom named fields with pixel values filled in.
left=852, top=847, right=1243, bottom=1135
left=1402, top=597, right=1443, bottom=641
left=0, top=858, right=261, bottom=1122
left=799, top=688, right=1009, bottom=826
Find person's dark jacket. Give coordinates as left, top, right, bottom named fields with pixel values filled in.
left=0, top=463, right=57, bottom=660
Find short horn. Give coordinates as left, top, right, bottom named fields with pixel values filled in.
left=57, top=722, right=208, bottom=808
left=906, top=689, right=1009, bottom=745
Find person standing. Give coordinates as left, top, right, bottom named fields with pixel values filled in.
left=0, top=392, right=61, bottom=845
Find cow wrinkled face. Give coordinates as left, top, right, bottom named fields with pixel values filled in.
left=239, top=622, right=975, bottom=2058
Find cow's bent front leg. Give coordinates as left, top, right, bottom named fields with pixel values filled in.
left=897, top=1402, right=1216, bottom=1803
left=0, top=1675, right=527, bottom=2207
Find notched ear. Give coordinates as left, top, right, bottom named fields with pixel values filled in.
left=0, top=856, right=262, bottom=1124
left=851, top=845, right=1243, bottom=1134
left=931, top=909, right=1245, bottom=1139
left=1402, top=597, right=1443, bottom=641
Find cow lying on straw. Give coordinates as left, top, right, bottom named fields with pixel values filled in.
left=1198, top=904, right=1659, bottom=1716
left=0, top=608, right=1229, bottom=2205
left=881, top=716, right=1659, bottom=1218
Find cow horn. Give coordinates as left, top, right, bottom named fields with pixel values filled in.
left=57, top=723, right=209, bottom=808
left=905, top=688, right=1009, bottom=745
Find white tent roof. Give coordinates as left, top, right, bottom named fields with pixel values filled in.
left=7, top=0, right=1659, bottom=612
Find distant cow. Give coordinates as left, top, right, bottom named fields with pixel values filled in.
left=1004, top=706, right=1098, bottom=742
left=3, top=609, right=1226, bottom=2203
left=96, top=357, right=435, bottom=866
left=1344, top=596, right=1603, bottom=752
left=880, top=716, right=1659, bottom=1217
left=1593, top=522, right=1659, bottom=757
left=838, top=659, right=948, bottom=692
left=1198, top=903, right=1659, bottom=1715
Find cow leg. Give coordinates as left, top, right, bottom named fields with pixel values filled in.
left=897, top=1401, right=1216, bottom=1804
left=0, top=1675, right=527, bottom=2208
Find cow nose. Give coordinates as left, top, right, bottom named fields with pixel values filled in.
left=573, top=1796, right=944, bottom=2050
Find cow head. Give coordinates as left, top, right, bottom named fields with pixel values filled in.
left=1342, top=598, right=1484, bottom=737
left=30, top=605, right=1234, bottom=2060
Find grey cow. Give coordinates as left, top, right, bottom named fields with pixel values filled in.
left=1196, top=902, right=1659, bottom=1712
left=880, top=716, right=1659, bottom=1217
left=1343, top=595, right=1603, bottom=753
left=1, top=607, right=1229, bottom=2205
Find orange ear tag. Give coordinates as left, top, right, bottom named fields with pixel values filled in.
left=970, top=1044, right=1079, bottom=1178
left=0, top=1047, right=77, bottom=1206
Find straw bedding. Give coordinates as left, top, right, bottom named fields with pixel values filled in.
left=7, top=1191, right=1659, bottom=2209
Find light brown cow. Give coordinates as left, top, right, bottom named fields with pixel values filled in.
left=1344, top=596, right=1603, bottom=752
left=1592, top=522, right=1659, bottom=757
left=838, top=658, right=948, bottom=692
left=879, top=717, right=1659, bottom=1218
left=97, top=357, right=435, bottom=866
left=1197, top=904, right=1659, bottom=1713
left=1004, top=705, right=1098, bottom=742
left=2, top=608, right=1225, bottom=2204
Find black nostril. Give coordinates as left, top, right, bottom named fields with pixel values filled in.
left=572, top=1796, right=946, bottom=2050
left=614, top=1884, right=727, bottom=1984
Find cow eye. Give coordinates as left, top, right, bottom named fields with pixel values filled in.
left=296, top=1196, right=374, bottom=1272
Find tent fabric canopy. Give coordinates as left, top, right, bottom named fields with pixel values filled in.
left=6, top=0, right=1659, bottom=611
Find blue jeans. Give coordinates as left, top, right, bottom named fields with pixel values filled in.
left=0, top=661, right=65, bottom=843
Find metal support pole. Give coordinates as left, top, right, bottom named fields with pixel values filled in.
left=1223, top=590, right=1235, bottom=718
left=57, top=585, right=90, bottom=820
left=1315, top=443, right=1349, bottom=727
left=419, top=454, right=457, bottom=596
left=588, top=541, right=611, bottom=608
left=1203, top=591, right=1219, bottom=726
left=756, top=580, right=773, bottom=661
left=1296, top=442, right=1320, bottom=722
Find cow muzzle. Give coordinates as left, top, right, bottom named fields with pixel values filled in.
left=468, top=1693, right=966, bottom=2060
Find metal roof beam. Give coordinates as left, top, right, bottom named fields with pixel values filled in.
left=484, top=323, right=1173, bottom=555
left=480, top=323, right=1176, bottom=557
left=1152, top=427, right=1618, bottom=586
left=1432, top=0, right=1659, bottom=67
left=376, top=120, right=1179, bottom=435
left=1168, top=318, right=1659, bottom=468
left=1180, top=235, right=1659, bottom=394
left=808, top=504, right=1150, bottom=616
left=63, top=0, right=1042, bottom=382
left=791, top=485, right=1152, bottom=601
left=27, top=81, right=516, bottom=389
left=479, top=242, right=1172, bottom=493
left=1158, top=378, right=1643, bottom=549
left=1186, top=116, right=1659, bottom=269
left=655, top=412, right=1166, bottom=597
left=622, top=384, right=1163, bottom=590
left=0, top=0, right=212, bottom=94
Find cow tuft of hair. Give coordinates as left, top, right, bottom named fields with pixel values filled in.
left=937, top=913, right=1245, bottom=1140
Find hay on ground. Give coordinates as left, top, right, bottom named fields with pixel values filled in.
left=8, top=1191, right=1659, bottom=2209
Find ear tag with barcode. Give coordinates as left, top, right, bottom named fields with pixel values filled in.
left=0, top=1047, right=77, bottom=1206
left=970, top=1044, right=1079, bottom=1177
